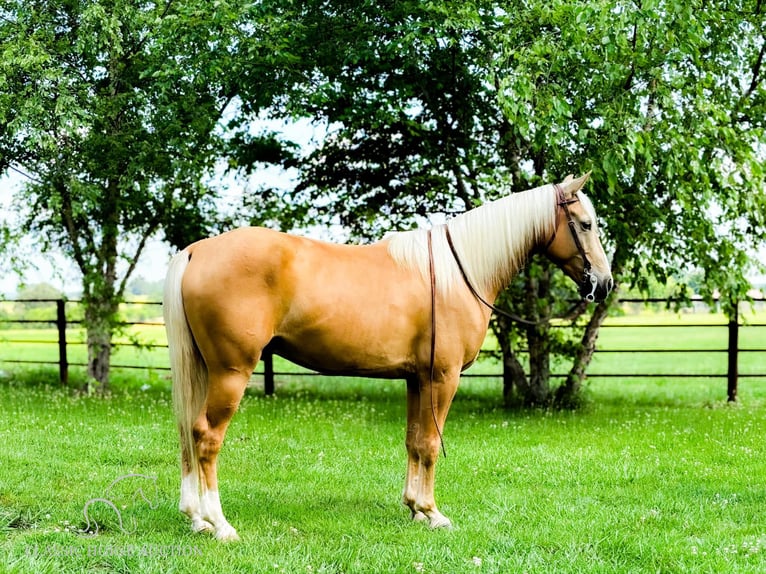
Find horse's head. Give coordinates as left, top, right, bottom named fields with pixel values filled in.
left=543, top=173, right=613, bottom=302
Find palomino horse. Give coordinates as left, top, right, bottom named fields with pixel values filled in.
left=163, top=173, right=613, bottom=541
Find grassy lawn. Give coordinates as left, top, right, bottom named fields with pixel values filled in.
left=1, top=307, right=766, bottom=572
left=1, top=370, right=766, bottom=573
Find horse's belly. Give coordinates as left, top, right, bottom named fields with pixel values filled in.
left=269, top=326, right=417, bottom=379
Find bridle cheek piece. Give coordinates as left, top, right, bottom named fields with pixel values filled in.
left=550, top=184, right=596, bottom=302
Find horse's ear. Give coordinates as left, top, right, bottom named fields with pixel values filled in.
left=564, top=171, right=591, bottom=194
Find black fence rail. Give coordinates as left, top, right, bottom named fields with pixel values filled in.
left=1, top=297, right=765, bottom=401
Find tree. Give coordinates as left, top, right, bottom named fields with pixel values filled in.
left=231, top=0, right=766, bottom=405
left=0, top=0, right=256, bottom=388
left=506, top=0, right=766, bottom=404
left=4, top=0, right=763, bottom=401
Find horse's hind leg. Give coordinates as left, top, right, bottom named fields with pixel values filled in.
left=179, top=440, right=212, bottom=534
left=193, top=368, right=250, bottom=541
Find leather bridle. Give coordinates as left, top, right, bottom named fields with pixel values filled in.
left=439, top=183, right=600, bottom=325
left=548, top=183, right=598, bottom=302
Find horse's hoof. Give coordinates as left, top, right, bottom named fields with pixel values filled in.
left=215, top=524, right=240, bottom=542
left=411, top=510, right=428, bottom=523
left=428, top=514, right=453, bottom=530
left=191, top=518, right=215, bottom=533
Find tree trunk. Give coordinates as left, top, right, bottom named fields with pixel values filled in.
left=493, top=262, right=555, bottom=407
left=492, top=305, right=531, bottom=407
left=525, top=323, right=551, bottom=405
left=523, top=265, right=552, bottom=405
left=84, top=172, right=120, bottom=392
left=502, top=344, right=529, bottom=407
left=83, top=294, right=119, bottom=393
left=555, top=278, right=621, bottom=408
left=87, top=322, right=112, bottom=390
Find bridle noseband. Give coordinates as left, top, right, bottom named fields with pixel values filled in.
left=548, top=184, right=598, bottom=302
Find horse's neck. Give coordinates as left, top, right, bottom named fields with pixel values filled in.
left=447, top=185, right=554, bottom=298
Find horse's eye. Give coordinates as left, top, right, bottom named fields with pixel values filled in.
left=581, top=222, right=593, bottom=232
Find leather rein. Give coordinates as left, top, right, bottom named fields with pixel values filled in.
left=433, top=183, right=594, bottom=329
left=427, top=187, right=596, bottom=458
left=423, top=184, right=593, bottom=456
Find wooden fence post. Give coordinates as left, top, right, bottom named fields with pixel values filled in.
left=263, top=348, right=274, bottom=396
left=727, top=300, right=738, bottom=403
left=56, top=299, right=68, bottom=386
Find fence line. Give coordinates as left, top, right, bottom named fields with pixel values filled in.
left=1, top=297, right=765, bottom=401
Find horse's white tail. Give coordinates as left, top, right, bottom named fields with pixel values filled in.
left=163, top=250, right=207, bottom=481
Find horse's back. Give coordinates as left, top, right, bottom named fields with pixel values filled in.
left=182, top=226, right=406, bottom=303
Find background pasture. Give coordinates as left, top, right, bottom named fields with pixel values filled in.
left=2, top=299, right=766, bottom=394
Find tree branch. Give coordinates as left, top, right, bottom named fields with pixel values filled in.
left=623, top=1, right=640, bottom=91
left=8, top=164, right=43, bottom=184
left=117, top=220, right=161, bottom=299
left=57, top=177, right=94, bottom=274
left=453, top=166, right=475, bottom=209
left=744, top=36, right=765, bottom=101
left=127, top=0, right=175, bottom=61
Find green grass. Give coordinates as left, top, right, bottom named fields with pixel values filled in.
left=1, top=371, right=766, bottom=573
left=1, top=309, right=766, bottom=572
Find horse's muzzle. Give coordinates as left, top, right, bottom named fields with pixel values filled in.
left=580, top=271, right=613, bottom=303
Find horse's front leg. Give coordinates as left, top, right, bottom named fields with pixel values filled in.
left=403, top=372, right=458, bottom=529
left=403, top=377, right=427, bottom=522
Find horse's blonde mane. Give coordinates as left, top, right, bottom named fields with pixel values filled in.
left=387, top=183, right=557, bottom=295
